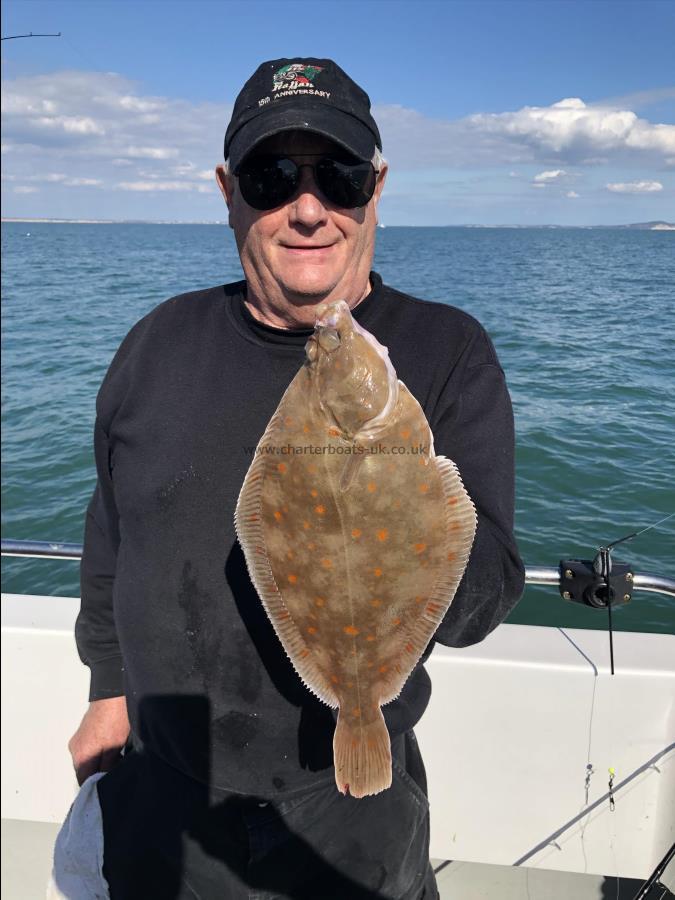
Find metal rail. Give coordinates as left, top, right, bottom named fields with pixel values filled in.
left=2, top=539, right=674, bottom=597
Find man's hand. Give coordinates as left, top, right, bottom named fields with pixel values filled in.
left=68, top=697, right=131, bottom=786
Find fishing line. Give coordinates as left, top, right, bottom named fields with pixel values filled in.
left=589, top=509, right=674, bottom=676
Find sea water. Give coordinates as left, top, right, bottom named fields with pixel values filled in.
left=1, top=222, right=673, bottom=633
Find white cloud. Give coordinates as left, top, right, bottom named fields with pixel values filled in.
left=606, top=180, right=663, bottom=193
left=14, top=185, right=38, bottom=194
left=534, top=169, right=567, bottom=183
left=65, top=177, right=102, bottom=187
left=31, top=115, right=105, bottom=135
left=376, top=95, right=675, bottom=169
left=125, top=146, right=178, bottom=159
left=117, top=180, right=212, bottom=193
left=567, top=191, right=580, bottom=198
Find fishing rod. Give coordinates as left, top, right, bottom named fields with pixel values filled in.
left=1, top=32, right=61, bottom=41
left=631, top=840, right=675, bottom=900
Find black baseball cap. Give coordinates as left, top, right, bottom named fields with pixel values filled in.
left=224, top=58, right=382, bottom=171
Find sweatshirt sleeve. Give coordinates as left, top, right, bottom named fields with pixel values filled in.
left=430, top=326, right=525, bottom=647
left=75, top=417, right=125, bottom=701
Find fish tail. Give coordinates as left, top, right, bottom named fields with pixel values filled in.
left=334, top=706, right=392, bottom=798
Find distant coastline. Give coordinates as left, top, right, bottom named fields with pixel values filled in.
left=2, top=218, right=674, bottom=230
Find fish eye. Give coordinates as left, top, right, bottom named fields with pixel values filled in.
left=305, top=338, right=318, bottom=362
left=318, top=328, right=341, bottom=352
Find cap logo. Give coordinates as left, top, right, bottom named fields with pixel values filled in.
left=272, top=63, right=323, bottom=91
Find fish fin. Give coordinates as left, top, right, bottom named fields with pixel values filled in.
left=234, top=407, right=339, bottom=710
left=379, top=454, right=477, bottom=707
left=334, top=707, right=392, bottom=798
left=418, top=454, right=476, bottom=627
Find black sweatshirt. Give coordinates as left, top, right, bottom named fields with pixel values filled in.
left=77, top=272, right=524, bottom=796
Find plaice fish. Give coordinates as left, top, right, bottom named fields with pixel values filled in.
left=235, top=300, right=477, bottom=797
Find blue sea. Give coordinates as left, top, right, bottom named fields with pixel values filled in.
left=2, top=222, right=674, bottom=634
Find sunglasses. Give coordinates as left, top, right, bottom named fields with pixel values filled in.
left=235, top=153, right=378, bottom=211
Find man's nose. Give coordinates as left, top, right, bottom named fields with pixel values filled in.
left=289, top=166, right=328, bottom=228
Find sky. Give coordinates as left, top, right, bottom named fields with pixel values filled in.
left=1, top=0, right=674, bottom=226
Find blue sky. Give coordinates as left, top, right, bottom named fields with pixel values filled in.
left=2, top=0, right=674, bottom=225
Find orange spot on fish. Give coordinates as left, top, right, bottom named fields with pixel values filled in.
left=351, top=528, right=362, bottom=538
left=366, top=634, right=376, bottom=642
left=394, top=664, right=402, bottom=674
left=248, top=514, right=259, bottom=522
left=414, top=596, right=423, bottom=604
left=273, top=510, right=283, bottom=522
left=303, top=521, right=311, bottom=530
left=376, top=529, right=389, bottom=542
left=299, top=649, right=310, bottom=658
left=278, top=610, right=290, bottom=619
left=367, top=661, right=374, bottom=668
left=284, top=416, right=294, bottom=427
left=351, top=739, right=358, bottom=748
left=426, top=602, right=442, bottom=614
left=327, top=427, right=340, bottom=437
left=373, top=567, right=383, bottom=577
left=307, top=626, right=317, bottom=635
left=277, top=463, right=287, bottom=474
left=414, top=542, right=426, bottom=554
left=307, top=541, right=316, bottom=550
left=352, top=707, right=361, bottom=718
left=450, top=522, right=461, bottom=532
left=314, top=505, right=325, bottom=515
left=370, top=598, right=382, bottom=607
left=287, top=574, right=298, bottom=584
left=331, top=674, right=340, bottom=684
left=448, top=496, right=458, bottom=505
left=447, top=552, right=456, bottom=561
left=392, top=617, right=401, bottom=626
left=286, top=550, right=294, bottom=560
left=315, top=597, right=326, bottom=607
left=346, top=681, right=354, bottom=687
left=344, top=625, right=360, bottom=637
left=307, top=463, right=317, bottom=474
left=419, top=483, right=430, bottom=493
left=303, top=423, right=311, bottom=434
left=405, top=642, right=415, bottom=653
left=419, top=458, right=427, bottom=467
left=400, top=428, right=411, bottom=439
left=310, top=488, right=319, bottom=497
left=379, top=665, right=388, bottom=673
left=321, top=558, right=332, bottom=569
left=367, top=482, right=377, bottom=493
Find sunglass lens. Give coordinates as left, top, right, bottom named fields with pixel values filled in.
left=238, top=157, right=299, bottom=211
left=316, top=158, right=376, bottom=209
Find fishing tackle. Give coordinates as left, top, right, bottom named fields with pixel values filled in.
left=607, top=767, right=616, bottom=812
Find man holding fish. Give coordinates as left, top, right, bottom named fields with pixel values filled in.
left=55, top=58, right=524, bottom=900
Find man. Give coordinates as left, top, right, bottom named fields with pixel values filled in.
left=54, top=58, right=523, bottom=899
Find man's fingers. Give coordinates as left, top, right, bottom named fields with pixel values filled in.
left=99, top=746, right=124, bottom=773
left=74, top=753, right=102, bottom=787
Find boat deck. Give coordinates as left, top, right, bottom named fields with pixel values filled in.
left=1, top=818, right=653, bottom=899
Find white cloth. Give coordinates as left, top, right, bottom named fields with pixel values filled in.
left=47, top=773, right=110, bottom=899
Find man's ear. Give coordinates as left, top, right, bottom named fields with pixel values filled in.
left=215, top=165, right=235, bottom=228
left=373, top=163, right=388, bottom=206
